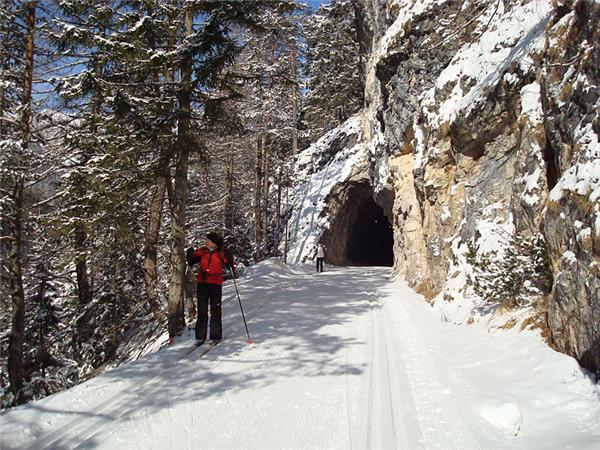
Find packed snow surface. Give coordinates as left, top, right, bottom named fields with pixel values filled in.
left=1, top=260, right=599, bottom=449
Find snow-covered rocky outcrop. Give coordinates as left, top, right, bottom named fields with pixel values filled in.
left=287, top=0, right=599, bottom=378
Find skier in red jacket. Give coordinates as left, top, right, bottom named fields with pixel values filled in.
left=186, top=232, right=234, bottom=346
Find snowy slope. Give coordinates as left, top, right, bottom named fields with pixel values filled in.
left=286, top=116, right=366, bottom=264
left=1, top=260, right=599, bottom=449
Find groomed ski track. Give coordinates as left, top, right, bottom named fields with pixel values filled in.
left=1, top=261, right=599, bottom=449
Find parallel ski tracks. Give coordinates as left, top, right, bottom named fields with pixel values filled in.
left=366, top=292, right=424, bottom=450
left=364, top=285, right=486, bottom=450
left=24, top=269, right=488, bottom=449
left=389, top=294, right=485, bottom=449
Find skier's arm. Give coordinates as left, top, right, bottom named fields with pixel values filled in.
left=187, top=246, right=201, bottom=266
left=223, top=249, right=235, bottom=277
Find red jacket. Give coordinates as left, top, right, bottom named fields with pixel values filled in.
left=189, top=247, right=232, bottom=286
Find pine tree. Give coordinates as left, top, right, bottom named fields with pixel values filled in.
left=233, top=8, right=302, bottom=258
left=152, top=0, right=300, bottom=337
left=52, top=0, right=301, bottom=339
left=50, top=1, right=148, bottom=365
left=0, top=0, right=36, bottom=406
left=20, top=261, right=78, bottom=401
left=302, top=0, right=363, bottom=142
left=466, top=232, right=552, bottom=308
left=0, top=0, right=303, bottom=407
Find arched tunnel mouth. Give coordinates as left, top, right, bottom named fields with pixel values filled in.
left=324, top=181, right=394, bottom=267
left=346, top=197, right=394, bottom=266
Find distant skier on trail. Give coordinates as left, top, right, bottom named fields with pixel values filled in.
left=186, top=232, right=234, bottom=347
left=316, top=243, right=325, bottom=273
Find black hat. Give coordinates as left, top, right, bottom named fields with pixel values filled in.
left=206, top=232, right=224, bottom=250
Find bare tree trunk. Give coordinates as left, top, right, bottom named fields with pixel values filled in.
left=36, top=268, right=48, bottom=376
left=254, top=134, right=263, bottom=256
left=7, top=177, right=26, bottom=404
left=143, top=174, right=167, bottom=324
left=141, top=1, right=168, bottom=325
left=290, top=36, right=298, bottom=155
left=74, top=226, right=91, bottom=305
left=74, top=3, right=107, bottom=307
left=0, top=0, right=8, bottom=138
left=166, top=5, right=193, bottom=338
left=224, top=143, right=234, bottom=231
left=0, top=0, right=9, bottom=310
left=7, top=0, right=35, bottom=405
left=281, top=36, right=298, bottom=264
left=262, top=136, right=270, bottom=246
left=284, top=185, right=289, bottom=264
left=183, top=265, right=196, bottom=321
left=274, top=163, right=282, bottom=253
left=261, top=40, right=276, bottom=253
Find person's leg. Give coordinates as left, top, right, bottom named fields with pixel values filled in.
left=316, top=258, right=319, bottom=273
left=208, top=284, right=223, bottom=341
left=195, top=283, right=209, bottom=342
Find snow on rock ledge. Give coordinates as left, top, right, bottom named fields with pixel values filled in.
left=286, top=116, right=368, bottom=264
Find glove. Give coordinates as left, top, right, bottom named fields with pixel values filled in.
left=186, top=246, right=195, bottom=264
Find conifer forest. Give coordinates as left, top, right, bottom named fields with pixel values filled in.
left=0, top=0, right=361, bottom=407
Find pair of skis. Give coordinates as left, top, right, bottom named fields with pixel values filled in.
left=194, top=339, right=220, bottom=358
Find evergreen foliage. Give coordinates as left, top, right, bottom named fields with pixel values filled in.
left=302, top=0, right=363, bottom=143
left=19, top=262, right=79, bottom=405
left=466, top=232, right=553, bottom=309
left=1, top=0, right=304, bottom=408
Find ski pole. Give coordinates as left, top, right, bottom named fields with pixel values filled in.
left=230, top=268, right=253, bottom=344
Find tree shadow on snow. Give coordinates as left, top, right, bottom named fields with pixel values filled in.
left=9, top=264, right=388, bottom=449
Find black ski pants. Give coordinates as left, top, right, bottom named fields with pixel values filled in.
left=196, top=282, right=223, bottom=341
left=316, top=257, right=324, bottom=273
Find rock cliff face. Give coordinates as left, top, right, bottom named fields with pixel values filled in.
left=540, top=0, right=600, bottom=376
left=288, top=0, right=599, bottom=377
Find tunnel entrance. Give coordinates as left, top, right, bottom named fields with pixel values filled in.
left=324, top=181, right=394, bottom=267
left=346, top=197, right=394, bottom=265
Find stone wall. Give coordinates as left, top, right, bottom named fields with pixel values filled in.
left=352, top=0, right=600, bottom=376
left=541, top=0, right=600, bottom=376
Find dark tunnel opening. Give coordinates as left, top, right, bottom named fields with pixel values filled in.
left=324, top=181, right=395, bottom=267
left=345, top=196, right=394, bottom=266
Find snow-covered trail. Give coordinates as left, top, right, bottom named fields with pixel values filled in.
left=1, top=261, right=599, bottom=449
